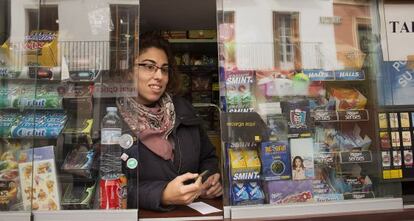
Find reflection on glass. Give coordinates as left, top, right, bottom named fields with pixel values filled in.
left=0, top=0, right=139, bottom=212
left=218, top=0, right=400, bottom=208
left=1, top=0, right=40, bottom=213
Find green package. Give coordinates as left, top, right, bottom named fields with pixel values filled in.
left=11, top=84, right=62, bottom=109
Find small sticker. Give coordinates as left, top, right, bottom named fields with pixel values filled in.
left=120, top=153, right=129, bottom=161
left=119, top=134, right=134, bottom=149
left=127, top=158, right=138, bottom=169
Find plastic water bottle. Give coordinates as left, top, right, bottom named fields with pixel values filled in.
left=100, top=107, right=122, bottom=179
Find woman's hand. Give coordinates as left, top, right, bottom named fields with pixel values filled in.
left=200, top=173, right=223, bottom=199
left=161, top=172, right=203, bottom=205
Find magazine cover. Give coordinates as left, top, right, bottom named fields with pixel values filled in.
left=18, top=146, right=60, bottom=210
left=290, top=138, right=315, bottom=180
left=266, top=115, right=288, bottom=141
left=225, top=71, right=255, bottom=112
left=260, top=141, right=291, bottom=181
left=281, top=100, right=311, bottom=135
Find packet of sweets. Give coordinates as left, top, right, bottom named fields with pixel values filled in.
left=246, top=182, right=265, bottom=201
left=229, top=149, right=247, bottom=173
left=232, top=182, right=249, bottom=204
left=243, top=150, right=261, bottom=173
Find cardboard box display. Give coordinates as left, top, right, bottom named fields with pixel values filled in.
left=260, top=141, right=291, bottom=181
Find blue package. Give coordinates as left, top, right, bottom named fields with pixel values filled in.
left=260, top=141, right=291, bottom=180
left=246, top=182, right=265, bottom=201
left=11, top=122, right=64, bottom=138
left=232, top=182, right=249, bottom=204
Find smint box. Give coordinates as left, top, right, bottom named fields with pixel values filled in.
left=260, top=141, right=291, bottom=180
left=231, top=182, right=249, bottom=205
left=229, top=148, right=261, bottom=181
left=264, top=180, right=313, bottom=204
left=232, top=181, right=265, bottom=205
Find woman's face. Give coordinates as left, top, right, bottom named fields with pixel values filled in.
left=295, top=158, right=302, bottom=167
left=135, top=47, right=169, bottom=105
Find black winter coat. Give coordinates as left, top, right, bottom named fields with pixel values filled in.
left=121, top=96, right=219, bottom=211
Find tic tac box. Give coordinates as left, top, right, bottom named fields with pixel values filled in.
left=260, top=141, right=291, bottom=181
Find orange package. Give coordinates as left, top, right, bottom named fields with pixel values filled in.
left=330, top=88, right=367, bottom=110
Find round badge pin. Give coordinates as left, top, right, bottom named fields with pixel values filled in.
left=119, top=134, right=134, bottom=149
left=127, top=158, right=138, bottom=169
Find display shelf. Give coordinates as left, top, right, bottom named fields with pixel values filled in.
left=314, top=151, right=373, bottom=165
left=64, top=70, right=103, bottom=83
left=63, top=79, right=97, bottom=84
left=0, top=136, right=62, bottom=140
left=343, top=192, right=376, bottom=200
left=139, top=198, right=223, bottom=221
left=32, top=209, right=138, bottom=221
left=339, top=150, right=373, bottom=164
left=0, top=212, right=31, bottom=221
left=62, top=95, right=92, bottom=100
left=58, top=172, right=97, bottom=183
left=0, top=78, right=62, bottom=83
left=140, top=216, right=222, bottom=221
left=312, top=110, right=369, bottom=122
left=0, top=107, right=64, bottom=111
left=229, top=198, right=402, bottom=220
left=314, top=152, right=336, bottom=165
left=303, top=70, right=365, bottom=81
left=176, top=65, right=218, bottom=71
left=168, top=39, right=217, bottom=43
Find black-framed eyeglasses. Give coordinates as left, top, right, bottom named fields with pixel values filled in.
left=136, top=63, right=169, bottom=75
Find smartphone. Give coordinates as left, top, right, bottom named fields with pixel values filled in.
left=183, top=170, right=209, bottom=185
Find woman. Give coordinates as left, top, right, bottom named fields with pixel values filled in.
left=292, top=156, right=306, bottom=180
left=117, top=32, right=222, bottom=211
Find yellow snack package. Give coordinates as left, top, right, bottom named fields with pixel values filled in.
left=243, top=149, right=261, bottom=173
left=229, top=149, right=246, bottom=173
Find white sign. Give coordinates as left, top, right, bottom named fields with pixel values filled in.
left=320, top=16, right=342, bottom=25
left=380, top=3, right=414, bottom=61
left=93, top=83, right=137, bottom=98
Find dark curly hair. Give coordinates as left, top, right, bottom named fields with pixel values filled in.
left=292, top=156, right=305, bottom=170
left=137, top=32, right=180, bottom=95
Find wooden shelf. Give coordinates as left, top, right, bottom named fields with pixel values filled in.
left=168, top=38, right=217, bottom=43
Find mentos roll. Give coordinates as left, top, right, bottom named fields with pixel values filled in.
left=246, top=182, right=265, bottom=201
left=232, top=182, right=249, bottom=204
